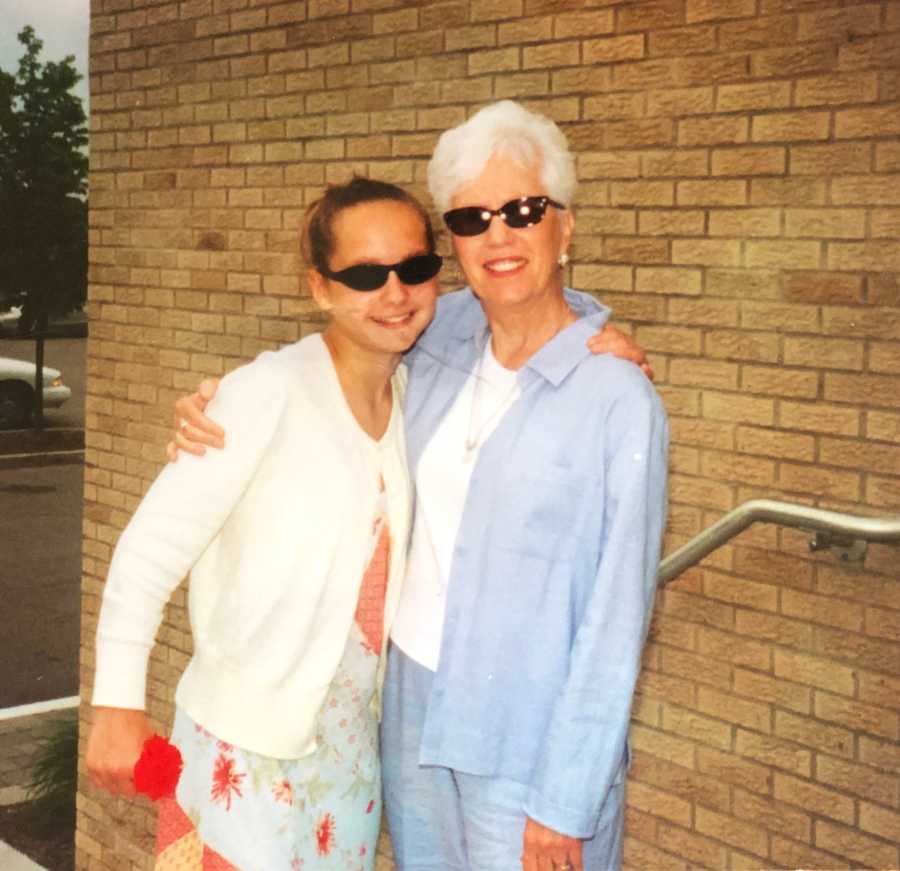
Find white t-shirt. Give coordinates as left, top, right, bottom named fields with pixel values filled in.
left=391, top=338, right=521, bottom=671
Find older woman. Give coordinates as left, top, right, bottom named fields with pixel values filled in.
left=381, top=102, right=668, bottom=871
left=172, top=101, right=667, bottom=871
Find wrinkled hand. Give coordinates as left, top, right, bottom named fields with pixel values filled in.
left=86, top=707, right=155, bottom=797
left=522, top=817, right=583, bottom=871
left=586, top=323, right=654, bottom=382
left=166, top=378, right=224, bottom=461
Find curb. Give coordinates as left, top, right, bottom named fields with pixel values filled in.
left=0, top=428, right=84, bottom=456
left=0, top=450, right=84, bottom=471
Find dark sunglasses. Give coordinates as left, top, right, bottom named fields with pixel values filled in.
left=443, top=196, right=565, bottom=237
left=319, top=252, right=443, bottom=292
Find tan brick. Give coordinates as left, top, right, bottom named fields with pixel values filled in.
left=584, top=34, right=645, bottom=64
left=703, top=391, right=774, bottom=426
left=741, top=366, right=819, bottom=399
left=790, top=142, right=873, bottom=178
left=497, top=15, right=553, bottom=46
left=780, top=400, right=860, bottom=436
left=670, top=358, right=739, bottom=390
left=782, top=272, right=864, bottom=305
left=704, top=569, right=779, bottom=613
left=836, top=103, right=900, bottom=139
left=720, top=13, right=797, bottom=50
left=796, top=71, right=879, bottom=107
left=675, top=180, right=746, bottom=209
left=815, top=820, right=900, bottom=870
left=662, top=704, right=734, bottom=749
left=579, top=151, right=641, bottom=179
left=707, top=268, right=780, bottom=299
left=859, top=801, right=900, bottom=843
left=701, top=448, right=775, bottom=487
left=641, top=149, right=708, bottom=178
left=751, top=110, right=830, bottom=142
left=571, top=264, right=632, bottom=293
left=746, top=239, right=822, bottom=270
left=774, top=772, right=855, bottom=824
left=672, top=238, right=741, bottom=267
left=865, top=475, right=900, bottom=509
left=738, top=427, right=813, bottom=463
left=635, top=266, right=701, bottom=295
left=668, top=417, right=733, bottom=451
left=523, top=41, right=580, bottom=69
left=678, top=115, right=748, bottom=146
left=610, top=180, right=674, bottom=206
left=779, top=462, right=861, bottom=501
left=576, top=208, right=636, bottom=235
left=622, top=838, right=690, bottom=871
left=868, top=410, right=900, bottom=442
left=712, top=146, right=785, bottom=177
left=820, top=436, right=900, bottom=475
left=669, top=299, right=739, bottom=327
left=648, top=23, right=716, bottom=57
left=734, top=669, right=811, bottom=715
left=823, top=305, right=900, bottom=340
left=646, top=86, right=714, bottom=117
left=872, top=208, right=900, bottom=239
left=818, top=755, right=899, bottom=807
left=554, top=10, right=614, bottom=39
left=716, top=80, right=792, bottom=112
left=697, top=746, right=773, bottom=794
left=625, top=780, right=694, bottom=826
left=816, top=691, right=899, bottom=740
left=605, top=237, right=668, bottom=264
left=783, top=336, right=864, bottom=371
left=876, top=140, right=900, bottom=172
left=734, top=546, right=812, bottom=592
left=825, top=372, right=900, bottom=408
left=860, top=734, right=900, bottom=773
left=832, top=174, right=900, bottom=206
left=698, top=806, right=770, bottom=858
left=708, top=207, right=779, bottom=237
left=771, top=836, right=846, bottom=871
left=657, top=822, right=728, bottom=868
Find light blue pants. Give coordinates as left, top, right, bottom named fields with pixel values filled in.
left=381, top=645, right=625, bottom=871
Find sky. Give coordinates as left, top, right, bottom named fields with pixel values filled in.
left=1, top=0, right=90, bottom=106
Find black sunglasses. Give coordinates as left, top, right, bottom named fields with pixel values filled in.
left=319, top=252, right=443, bottom=292
left=443, top=196, right=565, bottom=237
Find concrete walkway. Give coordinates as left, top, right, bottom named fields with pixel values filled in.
left=0, top=841, right=48, bottom=870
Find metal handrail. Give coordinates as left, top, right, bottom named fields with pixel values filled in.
left=657, top=499, right=900, bottom=586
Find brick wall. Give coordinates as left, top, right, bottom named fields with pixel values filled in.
left=80, top=1, right=900, bottom=868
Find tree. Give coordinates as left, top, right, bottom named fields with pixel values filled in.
left=0, top=26, right=88, bottom=331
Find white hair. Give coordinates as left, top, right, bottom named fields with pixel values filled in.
left=426, top=100, right=577, bottom=213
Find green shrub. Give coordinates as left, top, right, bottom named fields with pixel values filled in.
left=26, top=715, right=78, bottom=832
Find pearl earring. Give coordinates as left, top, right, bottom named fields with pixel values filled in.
left=558, top=252, right=570, bottom=268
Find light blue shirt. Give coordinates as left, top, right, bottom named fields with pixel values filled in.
left=401, top=288, right=669, bottom=837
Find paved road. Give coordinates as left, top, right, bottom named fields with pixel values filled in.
left=0, top=463, right=83, bottom=708
left=0, top=337, right=86, bottom=430
left=0, top=337, right=85, bottom=708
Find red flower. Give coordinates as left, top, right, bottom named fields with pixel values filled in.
left=272, top=779, right=293, bottom=806
left=210, top=754, right=245, bottom=810
left=133, top=735, right=183, bottom=801
left=315, top=813, right=336, bottom=856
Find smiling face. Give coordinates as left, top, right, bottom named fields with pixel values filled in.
left=448, top=152, right=574, bottom=315
left=309, top=199, right=438, bottom=357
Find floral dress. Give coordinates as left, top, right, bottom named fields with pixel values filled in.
left=156, top=495, right=390, bottom=871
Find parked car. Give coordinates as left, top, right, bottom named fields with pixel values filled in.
left=0, top=356, right=72, bottom=428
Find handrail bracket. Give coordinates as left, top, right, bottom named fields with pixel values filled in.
left=808, top=531, right=867, bottom=563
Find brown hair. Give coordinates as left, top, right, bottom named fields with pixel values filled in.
left=301, top=176, right=436, bottom=273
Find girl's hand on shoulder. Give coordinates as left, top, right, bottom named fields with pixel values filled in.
left=166, top=378, right=225, bottom=461
left=586, top=323, right=654, bottom=381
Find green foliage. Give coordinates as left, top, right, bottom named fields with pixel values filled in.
left=26, top=715, right=78, bottom=833
left=0, top=26, right=88, bottom=327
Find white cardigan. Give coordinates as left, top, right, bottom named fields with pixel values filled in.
left=92, top=334, right=412, bottom=759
